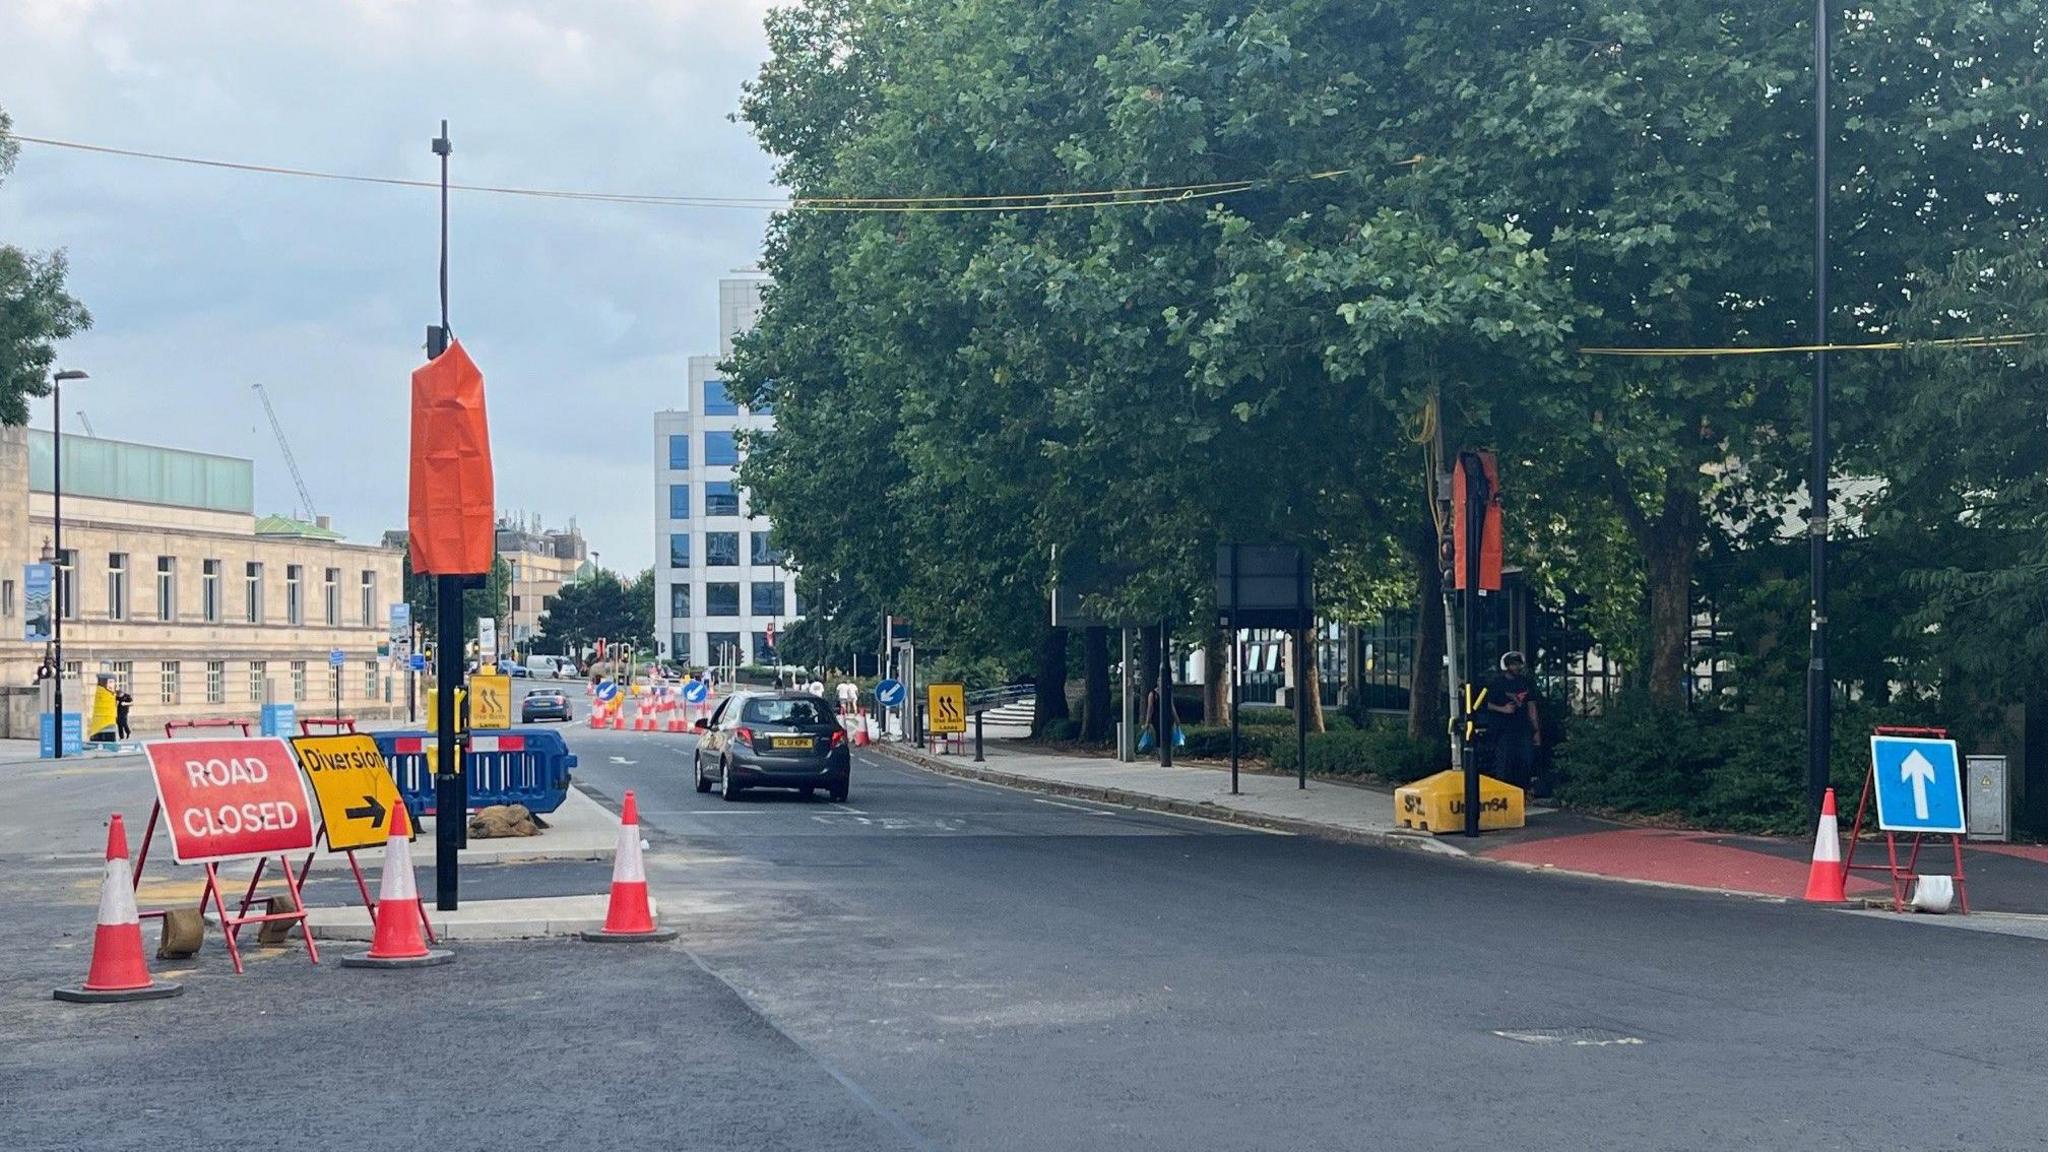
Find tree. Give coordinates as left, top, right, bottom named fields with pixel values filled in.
left=401, top=552, right=512, bottom=655
left=534, top=567, right=656, bottom=657
left=0, top=107, right=93, bottom=425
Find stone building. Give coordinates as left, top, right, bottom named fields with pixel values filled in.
left=0, top=427, right=407, bottom=731
left=495, top=514, right=588, bottom=654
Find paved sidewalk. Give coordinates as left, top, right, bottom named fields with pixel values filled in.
left=875, top=740, right=2048, bottom=914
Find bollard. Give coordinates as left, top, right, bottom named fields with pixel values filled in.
left=974, top=712, right=984, bottom=762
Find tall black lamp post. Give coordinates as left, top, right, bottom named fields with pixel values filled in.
left=48, top=368, right=87, bottom=759
left=1806, top=0, right=1833, bottom=815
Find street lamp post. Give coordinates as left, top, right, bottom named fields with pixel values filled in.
left=1807, top=0, right=1833, bottom=816
left=48, top=369, right=87, bottom=759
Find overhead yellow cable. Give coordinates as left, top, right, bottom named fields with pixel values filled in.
left=5, top=131, right=1393, bottom=214
left=1579, top=332, right=2045, bottom=357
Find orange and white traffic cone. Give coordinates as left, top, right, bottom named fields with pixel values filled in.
left=341, top=802, right=453, bottom=968
left=1804, top=787, right=1847, bottom=903
left=581, top=790, right=676, bottom=942
left=54, top=815, right=183, bottom=1003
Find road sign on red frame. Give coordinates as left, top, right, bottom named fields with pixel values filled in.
left=143, top=737, right=317, bottom=865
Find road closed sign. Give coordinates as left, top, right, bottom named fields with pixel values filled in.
left=144, top=738, right=317, bottom=865
left=292, top=733, right=408, bottom=852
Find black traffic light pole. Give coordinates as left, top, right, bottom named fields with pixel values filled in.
left=427, top=120, right=466, bottom=911
left=1462, top=454, right=1486, bottom=837
left=1805, top=0, right=1833, bottom=819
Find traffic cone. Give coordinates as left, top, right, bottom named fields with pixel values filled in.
left=54, top=815, right=183, bottom=1003
left=341, top=802, right=453, bottom=968
left=581, top=790, right=676, bottom=942
left=1804, top=787, right=1847, bottom=903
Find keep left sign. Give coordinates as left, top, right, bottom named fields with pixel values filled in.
left=145, top=738, right=317, bottom=865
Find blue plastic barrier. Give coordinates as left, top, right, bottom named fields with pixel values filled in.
left=373, top=728, right=577, bottom=816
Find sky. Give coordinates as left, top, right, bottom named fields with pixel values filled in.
left=0, top=0, right=783, bottom=572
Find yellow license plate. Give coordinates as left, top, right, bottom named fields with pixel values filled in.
left=770, top=736, right=812, bottom=749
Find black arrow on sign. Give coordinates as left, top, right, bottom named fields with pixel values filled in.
left=344, top=794, right=387, bottom=829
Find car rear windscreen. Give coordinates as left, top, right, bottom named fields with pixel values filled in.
left=741, top=697, right=836, bottom=726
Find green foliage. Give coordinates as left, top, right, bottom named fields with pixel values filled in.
left=1554, top=700, right=1948, bottom=835
left=402, top=553, right=515, bottom=652
left=532, top=568, right=655, bottom=656
left=1183, top=720, right=1444, bottom=785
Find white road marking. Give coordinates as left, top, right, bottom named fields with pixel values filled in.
left=1032, top=797, right=1114, bottom=815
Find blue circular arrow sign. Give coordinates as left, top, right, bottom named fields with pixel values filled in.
left=596, top=680, right=620, bottom=702
left=875, top=678, right=906, bottom=707
left=683, top=680, right=709, bottom=703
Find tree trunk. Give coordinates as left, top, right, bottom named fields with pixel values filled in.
left=1032, top=626, right=1070, bottom=736
left=1201, top=627, right=1225, bottom=727
left=1642, top=495, right=1702, bottom=708
left=1301, top=630, right=1327, bottom=733
left=1079, top=625, right=1112, bottom=742
left=1408, top=531, right=1448, bottom=745
left=1136, top=624, right=1160, bottom=716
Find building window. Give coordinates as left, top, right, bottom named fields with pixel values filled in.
left=706, top=631, right=742, bottom=665
left=156, top=557, right=176, bottom=622
left=669, top=533, right=690, bottom=569
left=704, top=379, right=738, bottom=416
left=286, top=565, right=304, bottom=625
left=56, top=549, right=76, bottom=620
left=750, top=533, right=785, bottom=566
left=668, top=434, right=690, bottom=470
left=361, top=571, right=376, bottom=627
left=753, top=631, right=776, bottom=659
left=705, top=430, right=740, bottom=467
left=364, top=659, right=379, bottom=700
left=669, top=632, right=691, bottom=665
left=705, top=532, right=740, bottom=567
left=670, top=585, right=692, bottom=619
left=206, top=660, right=226, bottom=704
left=1, top=577, right=14, bottom=619
left=159, top=661, right=180, bottom=706
left=669, top=483, right=690, bottom=520
left=324, top=568, right=340, bottom=626
left=510, top=595, right=522, bottom=612
left=290, top=660, right=307, bottom=702
left=106, top=553, right=128, bottom=621
left=705, top=481, right=739, bottom=517
left=204, top=559, right=222, bottom=623
left=63, top=659, right=81, bottom=680
left=245, top=562, right=263, bottom=624
left=705, top=582, right=740, bottom=617
left=109, top=660, right=133, bottom=694
left=248, top=660, right=267, bottom=703
left=751, top=581, right=785, bottom=617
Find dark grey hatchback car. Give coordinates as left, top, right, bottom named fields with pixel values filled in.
left=694, top=691, right=851, bottom=802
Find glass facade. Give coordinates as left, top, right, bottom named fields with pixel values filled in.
left=669, top=484, right=690, bottom=520
left=669, top=533, right=690, bottom=569
left=750, top=533, right=784, bottom=566
left=704, top=380, right=738, bottom=416
left=705, top=582, right=740, bottom=616
left=751, top=581, right=784, bottom=616
left=667, top=434, right=690, bottom=469
left=705, top=431, right=739, bottom=467
left=27, top=431, right=254, bottom=514
left=670, top=585, right=691, bottom=618
left=706, top=631, right=742, bottom=664
left=705, top=532, right=740, bottom=567
left=705, top=481, right=739, bottom=517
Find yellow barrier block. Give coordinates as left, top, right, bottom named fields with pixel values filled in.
left=1394, top=770, right=1525, bottom=834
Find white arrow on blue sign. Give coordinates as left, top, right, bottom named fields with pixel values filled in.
left=596, top=680, right=620, bottom=703
left=409, top=653, right=427, bottom=671
left=875, top=678, right=906, bottom=708
left=329, top=649, right=345, bottom=668
left=1870, top=735, right=1967, bottom=834
left=683, top=680, right=709, bottom=704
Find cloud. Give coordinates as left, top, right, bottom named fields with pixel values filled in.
left=0, top=0, right=782, bottom=571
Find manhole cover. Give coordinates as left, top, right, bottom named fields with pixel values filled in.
left=1492, top=1027, right=1645, bottom=1047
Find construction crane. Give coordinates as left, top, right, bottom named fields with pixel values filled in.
left=75, top=411, right=96, bottom=437
left=251, top=383, right=318, bottom=521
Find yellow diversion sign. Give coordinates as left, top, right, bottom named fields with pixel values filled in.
left=292, top=733, right=409, bottom=852
left=928, top=683, right=967, bottom=734
left=470, top=672, right=512, bottom=730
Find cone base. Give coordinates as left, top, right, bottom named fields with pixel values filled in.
left=341, top=948, right=455, bottom=968
left=580, top=927, right=678, bottom=943
left=54, top=980, right=183, bottom=1004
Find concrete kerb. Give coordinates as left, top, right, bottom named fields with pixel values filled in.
left=867, top=741, right=1462, bottom=858
left=307, top=894, right=657, bottom=942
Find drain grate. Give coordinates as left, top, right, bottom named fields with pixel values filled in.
left=1492, top=1026, right=1645, bottom=1048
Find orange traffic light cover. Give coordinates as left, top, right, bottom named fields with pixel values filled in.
left=407, top=339, right=496, bottom=575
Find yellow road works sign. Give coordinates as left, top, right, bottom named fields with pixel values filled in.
left=471, top=673, right=512, bottom=730
left=928, top=683, right=967, bottom=734
left=292, top=733, right=408, bottom=852
left=1393, top=770, right=1525, bottom=834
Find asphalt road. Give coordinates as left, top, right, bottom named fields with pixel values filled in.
left=4, top=691, right=2045, bottom=1150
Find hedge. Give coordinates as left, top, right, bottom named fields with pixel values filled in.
left=1178, top=722, right=1445, bottom=786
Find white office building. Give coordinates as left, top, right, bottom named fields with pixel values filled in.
left=653, top=274, right=796, bottom=669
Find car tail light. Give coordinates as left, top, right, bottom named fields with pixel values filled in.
left=736, top=727, right=755, bottom=744
left=830, top=728, right=847, bottom=748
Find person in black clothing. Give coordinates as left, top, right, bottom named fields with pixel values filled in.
left=1482, top=651, right=1541, bottom=790
left=115, top=685, right=134, bottom=740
